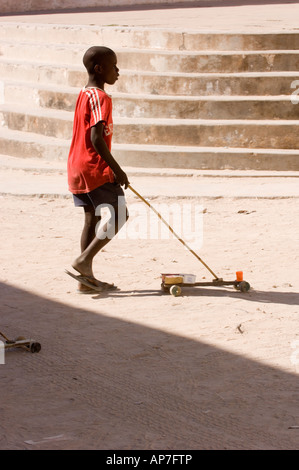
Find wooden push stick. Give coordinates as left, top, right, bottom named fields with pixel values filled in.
left=128, top=184, right=219, bottom=280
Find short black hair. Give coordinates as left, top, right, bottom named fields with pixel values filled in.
left=83, top=46, right=115, bottom=74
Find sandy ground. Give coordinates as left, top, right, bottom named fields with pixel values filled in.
left=0, top=191, right=298, bottom=450
left=2, top=2, right=299, bottom=32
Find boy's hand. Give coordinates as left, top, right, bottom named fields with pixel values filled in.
left=114, top=169, right=130, bottom=189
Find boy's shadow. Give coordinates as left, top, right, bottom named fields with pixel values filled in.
left=93, top=287, right=299, bottom=306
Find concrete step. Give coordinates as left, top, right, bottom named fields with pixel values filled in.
left=106, top=71, right=299, bottom=97
left=1, top=153, right=298, bottom=177
left=111, top=94, right=299, bottom=121
left=111, top=144, right=299, bottom=171
left=2, top=81, right=80, bottom=112
left=1, top=59, right=298, bottom=96
left=1, top=105, right=299, bottom=149
left=0, top=105, right=73, bottom=140
left=0, top=59, right=80, bottom=87
left=117, top=50, right=299, bottom=74
left=1, top=40, right=298, bottom=73
left=1, top=23, right=299, bottom=51
left=0, top=41, right=87, bottom=66
left=113, top=118, right=299, bottom=150
left=0, top=154, right=298, bottom=199
left=117, top=49, right=299, bottom=74
left=0, top=23, right=298, bottom=172
left=3, top=81, right=298, bottom=120
left=0, top=127, right=69, bottom=161
left=0, top=124, right=298, bottom=171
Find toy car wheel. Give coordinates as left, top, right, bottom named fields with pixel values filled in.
left=239, top=281, right=250, bottom=292
left=30, top=342, right=41, bottom=353
left=170, top=285, right=182, bottom=297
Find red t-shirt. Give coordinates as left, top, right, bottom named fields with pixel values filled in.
left=67, top=87, right=115, bottom=194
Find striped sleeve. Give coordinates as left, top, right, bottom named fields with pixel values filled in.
left=84, top=88, right=103, bottom=127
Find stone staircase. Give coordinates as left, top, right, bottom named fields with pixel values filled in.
left=0, top=22, right=299, bottom=170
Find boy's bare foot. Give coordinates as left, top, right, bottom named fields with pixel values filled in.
left=72, top=257, right=116, bottom=290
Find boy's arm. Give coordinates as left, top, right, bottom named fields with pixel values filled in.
left=91, top=121, right=129, bottom=189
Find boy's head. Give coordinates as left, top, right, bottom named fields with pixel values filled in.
left=83, top=46, right=119, bottom=85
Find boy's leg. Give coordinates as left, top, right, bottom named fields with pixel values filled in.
left=81, top=205, right=101, bottom=252
left=77, top=205, right=101, bottom=292
left=73, top=204, right=129, bottom=287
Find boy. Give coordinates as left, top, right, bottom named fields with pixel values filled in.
left=66, top=46, right=129, bottom=293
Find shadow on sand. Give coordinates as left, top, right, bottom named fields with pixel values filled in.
left=1, top=281, right=298, bottom=450
left=95, top=286, right=299, bottom=307
left=2, top=1, right=299, bottom=17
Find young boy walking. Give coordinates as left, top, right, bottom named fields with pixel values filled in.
left=66, top=46, right=129, bottom=293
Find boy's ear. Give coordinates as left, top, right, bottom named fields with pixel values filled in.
left=94, top=64, right=103, bottom=74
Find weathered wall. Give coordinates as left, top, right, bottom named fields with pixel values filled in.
left=0, top=0, right=222, bottom=15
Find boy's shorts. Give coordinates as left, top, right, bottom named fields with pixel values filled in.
left=72, top=182, right=126, bottom=210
